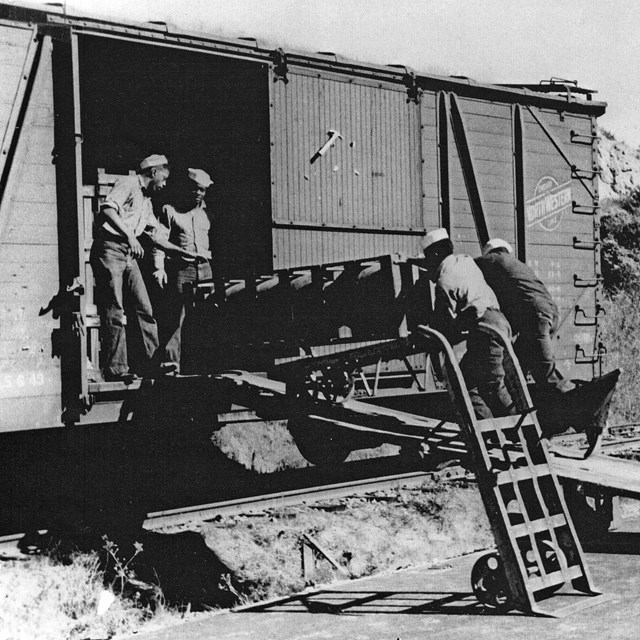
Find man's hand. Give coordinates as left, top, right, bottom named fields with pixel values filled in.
left=128, top=234, right=145, bottom=259
left=183, top=250, right=209, bottom=264
left=153, top=269, right=167, bottom=288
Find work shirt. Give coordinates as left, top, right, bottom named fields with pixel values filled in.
left=475, top=252, right=558, bottom=330
left=153, top=203, right=211, bottom=270
left=435, top=254, right=500, bottom=331
left=100, top=174, right=159, bottom=241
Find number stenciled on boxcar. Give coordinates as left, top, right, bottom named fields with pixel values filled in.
left=0, top=371, right=47, bottom=396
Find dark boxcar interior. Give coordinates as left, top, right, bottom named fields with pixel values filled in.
left=77, top=35, right=273, bottom=275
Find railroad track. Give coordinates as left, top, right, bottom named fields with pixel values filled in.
left=551, top=424, right=640, bottom=455
left=0, top=466, right=470, bottom=555
left=145, top=466, right=470, bottom=530
left=3, top=427, right=640, bottom=555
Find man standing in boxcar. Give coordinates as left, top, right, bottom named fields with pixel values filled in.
left=91, top=154, right=204, bottom=382
left=152, top=168, right=214, bottom=374
left=423, top=228, right=514, bottom=420
left=476, top=238, right=573, bottom=393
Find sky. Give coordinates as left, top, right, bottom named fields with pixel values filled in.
left=28, top=0, right=640, bottom=146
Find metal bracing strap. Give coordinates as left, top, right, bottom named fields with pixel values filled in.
left=513, top=104, right=526, bottom=262
left=524, top=105, right=595, bottom=201
left=449, top=93, right=490, bottom=248
left=437, top=92, right=450, bottom=232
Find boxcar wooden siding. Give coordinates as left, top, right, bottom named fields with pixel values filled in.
left=0, top=22, right=32, bottom=159
left=521, top=109, right=599, bottom=378
left=270, top=71, right=600, bottom=378
left=0, top=34, right=61, bottom=429
left=271, top=68, right=423, bottom=268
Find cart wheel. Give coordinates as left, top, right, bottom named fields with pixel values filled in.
left=302, top=367, right=355, bottom=404
left=288, top=417, right=351, bottom=466
left=471, top=553, right=511, bottom=609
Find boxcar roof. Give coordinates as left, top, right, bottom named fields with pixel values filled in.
left=0, top=1, right=606, bottom=116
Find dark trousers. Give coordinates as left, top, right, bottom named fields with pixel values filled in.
left=90, top=237, right=159, bottom=377
left=460, top=308, right=514, bottom=420
left=513, top=311, right=567, bottom=390
left=162, top=261, right=212, bottom=371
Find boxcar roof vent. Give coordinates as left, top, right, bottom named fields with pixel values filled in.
left=387, top=64, right=414, bottom=73
left=238, top=37, right=260, bottom=47
left=449, top=75, right=475, bottom=83
left=147, top=21, right=168, bottom=32
left=317, top=51, right=341, bottom=62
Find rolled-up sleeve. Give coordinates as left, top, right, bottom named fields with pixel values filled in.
left=101, top=177, right=134, bottom=214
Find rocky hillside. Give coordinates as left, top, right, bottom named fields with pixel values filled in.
left=598, top=129, right=640, bottom=200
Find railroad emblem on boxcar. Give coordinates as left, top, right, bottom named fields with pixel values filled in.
left=525, top=177, right=572, bottom=231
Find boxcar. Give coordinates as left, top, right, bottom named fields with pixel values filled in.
left=0, top=2, right=606, bottom=433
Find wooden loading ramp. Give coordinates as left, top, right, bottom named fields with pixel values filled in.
left=549, top=453, right=640, bottom=498
left=219, top=370, right=639, bottom=493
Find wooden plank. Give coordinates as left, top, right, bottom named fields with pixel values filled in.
left=3, top=225, right=58, bottom=244
left=511, top=514, right=567, bottom=538
left=0, top=244, right=59, bottom=262
left=0, top=394, right=62, bottom=430
left=550, top=454, right=640, bottom=496
left=456, top=97, right=513, bottom=119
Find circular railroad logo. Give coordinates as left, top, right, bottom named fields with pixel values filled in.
left=525, top=176, right=572, bottom=232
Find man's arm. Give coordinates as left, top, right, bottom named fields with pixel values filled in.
left=151, top=208, right=170, bottom=288
left=152, top=235, right=206, bottom=262
left=431, top=286, right=459, bottom=342
left=101, top=206, right=144, bottom=259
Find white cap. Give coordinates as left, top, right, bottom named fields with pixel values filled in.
left=423, top=228, right=449, bottom=251
left=140, top=154, right=168, bottom=170
left=188, top=168, right=213, bottom=188
left=482, top=238, right=514, bottom=256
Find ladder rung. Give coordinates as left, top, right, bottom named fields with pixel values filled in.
left=511, top=513, right=567, bottom=538
left=477, top=414, right=535, bottom=433
left=496, top=464, right=552, bottom=483
left=528, top=565, right=584, bottom=592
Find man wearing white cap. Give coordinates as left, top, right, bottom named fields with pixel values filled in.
left=152, top=168, right=214, bottom=373
left=476, top=238, right=572, bottom=392
left=91, top=155, right=204, bottom=382
left=422, top=228, right=513, bottom=419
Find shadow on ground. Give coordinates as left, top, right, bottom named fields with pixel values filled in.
left=242, top=589, right=528, bottom=616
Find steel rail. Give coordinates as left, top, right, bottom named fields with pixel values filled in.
left=144, top=468, right=469, bottom=530
left=0, top=468, right=470, bottom=554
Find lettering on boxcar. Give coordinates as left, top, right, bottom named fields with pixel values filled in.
left=525, top=177, right=572, bottom=231
left=0, top=370, right=48, bottom=398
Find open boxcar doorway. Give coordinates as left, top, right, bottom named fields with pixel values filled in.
left=77, top=34, right=273, bottom=276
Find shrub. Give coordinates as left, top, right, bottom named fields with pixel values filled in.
left=600, top=189, right=640, bottom=291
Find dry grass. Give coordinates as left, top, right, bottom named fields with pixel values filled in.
left=0, top=552, right=160, bottom=640
left=200, top=478, right=492, bottom=604
left=1, top=478, right=492, bottom=638
left=600, top=290, right=640, bottom=424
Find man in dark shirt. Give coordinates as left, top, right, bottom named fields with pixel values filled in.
left=475, top=238, right=573, bottom=392
left=423, top=228, right=514, bottom=419
left=152, top=168, right=213, bottom=373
